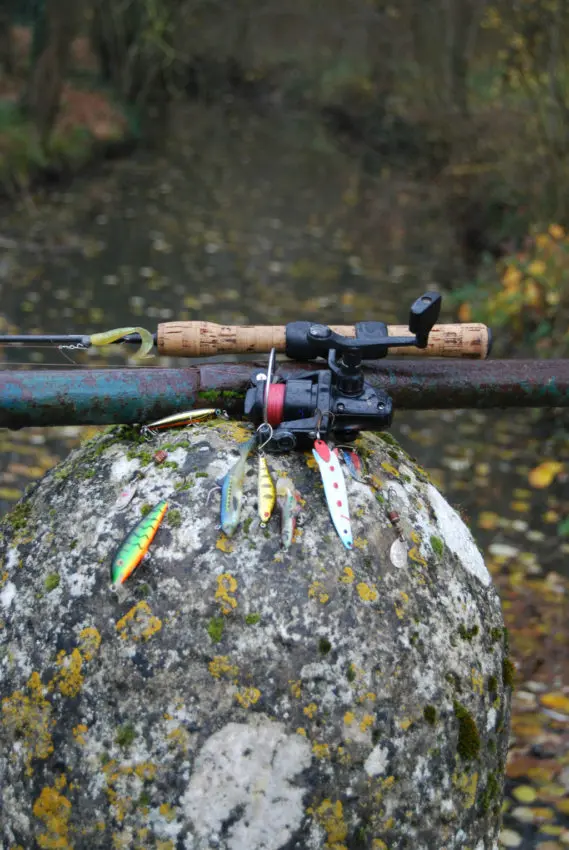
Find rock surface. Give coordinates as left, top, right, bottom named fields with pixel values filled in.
left=0, top=420, right=511, bottom=849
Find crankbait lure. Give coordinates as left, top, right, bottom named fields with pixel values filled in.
left=111, top=499, right=168, bottom=586
left=258, top=454, right=276, bottom=525
left=341, top=448, right=365, bottom=483
left=141, top=408, right=227, bottom=438
left=276, top=477, right=301, bottom=549
left=90, top=326, right=154, bottom=361
left=220, top=436, right=257, bottom=536
left=312, top=439, right=353, bottom=549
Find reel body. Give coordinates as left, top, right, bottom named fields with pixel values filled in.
left=244, top=292, right=441, bottom=450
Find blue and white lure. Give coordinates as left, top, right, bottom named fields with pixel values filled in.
left=312, top=439, right=353, bottom=549
left=340, top=448, right=365, bottom=483
left=220, top=436, right=257, bottom=536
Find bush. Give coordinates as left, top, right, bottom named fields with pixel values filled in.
left=453, top=224, right=569, bottom=356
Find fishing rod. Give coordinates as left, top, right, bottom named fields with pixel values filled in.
left=0, top=295, right=491, bottom=361
left=0, top=291, right=568, bottom=439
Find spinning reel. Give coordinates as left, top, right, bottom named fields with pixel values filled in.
left=244, top=292, right=442, bottom=451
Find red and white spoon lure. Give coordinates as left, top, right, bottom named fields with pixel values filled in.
left=312, top=439, right=353, bottom=549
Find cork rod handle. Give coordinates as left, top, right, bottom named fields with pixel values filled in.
left=157, top=321, right=491, bottom=359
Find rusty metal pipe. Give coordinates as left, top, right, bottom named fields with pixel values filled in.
left=0, top=360, right=567, bottom=429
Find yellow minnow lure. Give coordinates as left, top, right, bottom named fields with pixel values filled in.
left=257, top=454, right=276, bottom=526
left=111, top=499, right=168, bottom=586
left=141, top=408, right=226, bottom=437
left=90, top=326, right=154, bottom=361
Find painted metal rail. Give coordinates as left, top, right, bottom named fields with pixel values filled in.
left=0, top=360, right=567, bottom=429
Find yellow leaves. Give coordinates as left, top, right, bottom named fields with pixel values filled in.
left=478, top=511, right=500, bottom=530
left=528, top=260, right=546, bottom=277
left=502, top=266, right=522, bottom=291
left=512, top=785, right=537, bottom=803
left=549, top=223, right=565, bottom=239
left=458, top=303, right=472, bottom=322
left=528, top=461, right=564, bottom=488
left=540, top=692, right=569, bottom=715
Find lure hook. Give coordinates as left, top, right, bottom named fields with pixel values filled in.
left=256, top=422, right=274, bottom=453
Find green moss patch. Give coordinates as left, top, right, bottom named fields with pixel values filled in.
left=453, top=700, right=481, bottom=761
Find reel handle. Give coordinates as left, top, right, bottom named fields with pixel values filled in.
left=157, top=321, right=491, bottom=359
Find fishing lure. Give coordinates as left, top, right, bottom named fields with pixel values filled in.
left=111, top=499, right=168, bottom=586
left=276, top=477, right=301, bottom=549
left=340, top=448, right=365, bottom=482
left=220, top=436, right=257, bottom=536
left=258, top=454, right=276, bottom=525
left=114, top=476, right=140, bottom=510
left=312, top=439, right=353, bottom=549
left=90, top=326, right=154, bottom=361
left=141, top=407, right=227, bottom=438
left=386, top=489, right=408, bottom=568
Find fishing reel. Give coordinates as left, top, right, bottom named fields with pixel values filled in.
left=244, top=292, right=442, bottom=450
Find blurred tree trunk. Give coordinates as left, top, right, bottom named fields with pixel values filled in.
left=0, top=0, right=13, bottom=74
left=24, top=0, right=80, bottom=143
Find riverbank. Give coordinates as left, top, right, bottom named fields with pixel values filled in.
left=0, top=26, right=137, bottom=195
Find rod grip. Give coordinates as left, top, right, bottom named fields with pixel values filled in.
left=157, top=321, right=491, bottom=359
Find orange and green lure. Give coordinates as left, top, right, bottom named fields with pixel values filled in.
left=111, top=499, right=168, bottom=586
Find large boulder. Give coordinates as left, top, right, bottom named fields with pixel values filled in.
left=0, top=420, right=511, bottom=849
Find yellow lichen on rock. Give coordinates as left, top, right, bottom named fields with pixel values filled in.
left=208, top=655, right=238, bottom=680
left=312, top=741, right=331, bottom=759
left=453, top=771, right=479, bottom=810
left=78, top=627, right=101, bottom=662
left=408, top=547, right=427, bottom=567
left=116, top=601, right=162, bottom=641
left=215, top=572, right=238, bottom=614
left=1, top=671, right=54, bottom=775
left=72, top=724, right=88, bottom=746
left=308, top=580, right=330, bottom=604
left=215, top=535, right=235, bottom=553
left=308, top=798, right=348, bottom=850
left=471, top=669, right=484, bottom=696
left=289, top=679, right=302, bottom=698
left=51, top=648, right=84, bottom=698
left=32, top=778, right=72, bottom=850
left=234, top=687, right=261, bottom=708
left=339, top=567, right=355, bottom=584
left=357, top=582, right=378, bottom=602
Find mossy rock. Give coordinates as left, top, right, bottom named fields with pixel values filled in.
left=0, top=423, right=510, bottom=849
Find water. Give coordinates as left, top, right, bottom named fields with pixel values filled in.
left=0, top=102, right=568, bottom=848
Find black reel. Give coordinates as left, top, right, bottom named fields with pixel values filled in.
left=244, top=292, right=442, bottom=451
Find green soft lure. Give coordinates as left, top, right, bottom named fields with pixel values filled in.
left=111, top=500, right=168, bottom=586
left=90, top=326, right=154, bottom=361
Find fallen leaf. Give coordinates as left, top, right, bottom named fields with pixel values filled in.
left=540, top=692, right=569, bottom=715
left=528, top=462, right=564, bottom=488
